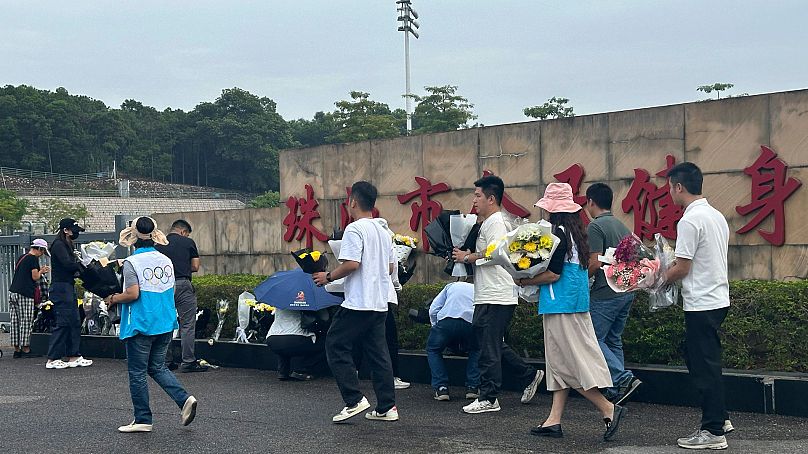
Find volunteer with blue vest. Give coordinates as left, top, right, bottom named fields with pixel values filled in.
left=517, top=183, right=625, bottom=442
left=106, top=216, right=198, bottom=433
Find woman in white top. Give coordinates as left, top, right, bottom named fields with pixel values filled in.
left=266, top=308, right=327, bottom=381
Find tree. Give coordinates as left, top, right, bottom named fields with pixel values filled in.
left=329, top=91, right=401, bottom=143
left=248, top=190, right=281, bottom=208
left=0, top=190, right=28, bottom=233
left=697, top=83, right=735, bottom=99
left=28, top=199, right=91, bottom=233
left=523, top=97, right=574, bottom=120
left=288, top=111, right=338, bottom=148
left=410, top=85, right=477, bottom=134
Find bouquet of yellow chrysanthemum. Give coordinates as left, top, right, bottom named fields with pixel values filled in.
left=392, top=233, right=418, bottom=264
left=479, top=220, right=560, bottom=280
left=291, top=248, right=329, bottom=274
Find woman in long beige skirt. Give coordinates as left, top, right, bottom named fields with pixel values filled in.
left=517, top=183, right=626, bottom=441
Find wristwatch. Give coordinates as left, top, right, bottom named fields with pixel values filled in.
left=463, top=253, right=470, bottom=264
left=326, top=272, right=333, bottom=282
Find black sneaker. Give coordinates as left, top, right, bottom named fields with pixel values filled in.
left=12, top=351, right=22, bottom=359
left=19, top=351, right=42, bottom=358
left=289, top=372, right=314, bottom=381
left=613, top=377, right=642, bottom=406
left=434, top=387, right=450, bottom=401
left=464, top=387, right=479, bottom=400
left=179, top=361, right=209, bottom=373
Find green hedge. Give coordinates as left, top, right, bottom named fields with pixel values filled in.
left=193, top=275, right=808, bottom=373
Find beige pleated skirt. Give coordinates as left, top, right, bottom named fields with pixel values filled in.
left=543, top=312, right=613, bottom=392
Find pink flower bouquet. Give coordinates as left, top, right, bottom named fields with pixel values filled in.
left=600, top=234, right=660, bottom=292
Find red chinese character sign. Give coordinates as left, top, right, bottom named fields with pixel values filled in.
left=470, top=170, right=532, bottom=219
left=339, top=186, right=380, bottom=231
left=736, top=145, right=802, bottom=246
left=553, top=164, right=589, bottom=225
left=397, top=177, right=451, bottom=252
left=622, top=155, right=684, bottom=240
left=283, top=184, right=329, bottom=249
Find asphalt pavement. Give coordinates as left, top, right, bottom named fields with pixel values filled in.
left=1, top=333, right=808, bottom=454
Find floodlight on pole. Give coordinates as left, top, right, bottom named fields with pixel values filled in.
left=396, top=0, right=419, bottom=134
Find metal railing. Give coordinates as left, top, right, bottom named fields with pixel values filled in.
left=12, top=187, right=250, bottom=203
left=0, top=167, right=111, bottom=185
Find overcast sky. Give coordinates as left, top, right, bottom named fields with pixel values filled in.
left=2, top=1, right=806, bottom=126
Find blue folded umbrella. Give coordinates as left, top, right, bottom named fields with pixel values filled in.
left=254, top=268, right=344, bottom=311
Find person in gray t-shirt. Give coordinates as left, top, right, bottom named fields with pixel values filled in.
left=584, top=183, right=641, bottom=405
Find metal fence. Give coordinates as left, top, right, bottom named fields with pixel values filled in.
left=0, top=216, right=130, bottom=329
left=0, top=167, right=110, bottom=186
left=12, top=187, right=251, bottom=203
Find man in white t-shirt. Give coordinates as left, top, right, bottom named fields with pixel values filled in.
left=451, top=175, right=544, bottom=414
left=664, top=162, right=732, bottom=450
left=313, top=181, right=398, bottom=423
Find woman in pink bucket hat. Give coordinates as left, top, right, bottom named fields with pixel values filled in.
left=517, top=182, right=626, bottom=441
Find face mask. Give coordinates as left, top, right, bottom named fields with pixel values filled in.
left=70, top=228, right=81, bottom=240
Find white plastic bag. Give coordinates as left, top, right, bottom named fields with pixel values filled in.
left=449, top=214, right=477, bottom=276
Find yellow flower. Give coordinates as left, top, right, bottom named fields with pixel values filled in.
left=509, top=241, right=523, bottom=252
left=517, top=257, right=532, bottom=270
left=539, top=235, right=553, bottom=249
left=485, top=243, right=497, bottom=258
left=298, top=252, right=308, bottom=259
left=311, top=251, right=322, bottom=261
left=77, top=298, right=83, bottom=307
left=523, top=242, right=538, bottom=252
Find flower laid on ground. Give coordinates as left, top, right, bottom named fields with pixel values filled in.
left=393, top=233, right=418, bottom=248
left=601, top=234, right=660, bottom=292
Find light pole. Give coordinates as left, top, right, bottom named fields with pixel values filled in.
left=396, top=0, right=419, bottom=134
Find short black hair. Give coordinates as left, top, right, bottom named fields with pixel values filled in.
left=585, top=183, right=613, bottom=210
left=350, top=181, right=378, bottom=211
left=474, top=175, right=504, bottom=205
left=171, top=219, right=192, bottom=233
left=667, top=162, right=703, bottom=195
left=136, top=217, right=155, bottom=235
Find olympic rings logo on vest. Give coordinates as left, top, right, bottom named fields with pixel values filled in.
left=142, top=264, right=174, bottom=285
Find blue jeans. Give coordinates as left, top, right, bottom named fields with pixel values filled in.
left=589, top=293, right=635, bottom=399
left=426, top=318, right=481, bottom=390
left=126, top=332, right=190, bottom=424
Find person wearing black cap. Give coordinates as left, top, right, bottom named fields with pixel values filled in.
left=46, top=218, right=93, bottom=370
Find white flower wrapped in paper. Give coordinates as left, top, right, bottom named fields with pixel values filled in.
left=449, top=214, right=477, bottom=277
left=235, top=291, right=254, bottom=343
left=80, top=241, right=117, bottom=266
left=392, top=233, right=418, bottom=264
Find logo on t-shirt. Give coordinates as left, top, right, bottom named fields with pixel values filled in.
left=290, top=291, right=309, bottom=308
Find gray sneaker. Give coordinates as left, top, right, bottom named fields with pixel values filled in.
left=722, top=420, right=734, bottom=434
left=520, top=370, right=545, bottom=404
left=677, top=429, right=728, bottom=450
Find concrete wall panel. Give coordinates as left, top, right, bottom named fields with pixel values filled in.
left=478, top=122, right=541, bottom=187
left=322, top=142, right=372, bottom=199
left=280, top=147, right=325, bottom=199
left=609, top=105, right=685, bottom=180
left=728, top=245, right=772, bottom=281
left=685, top=95, right=769, bottom=173
left=216, top=209, right=252, bottom=254
left=770, top=90, right=808, bottom=167
left=422, top=129, right=480, bottom=190
left=371, top=136, right=424, bottom=196
left=541, top=115, right=609, bottom=184
left=772, top=245, right=808, bottom=280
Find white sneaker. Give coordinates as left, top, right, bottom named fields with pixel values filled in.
left=723, top=420, right=734, bottom=434
left=462, top=398, right=501, bottom=414
left=332, top=396, right=371, bottom=423
left=118, top=421, right=153, bottom=433
left=67, top=356, right=93, bottom=367
left=46, top=360, right=69, bottom=369
left=677, top=429, right=728, bottom=450
left=521, top=370, right=545, bottom=404
left=365, top=406, right=399, bottom=421
left=181, top=396, right=197, bottom=426
left=394, top=377, right=410, bottom=390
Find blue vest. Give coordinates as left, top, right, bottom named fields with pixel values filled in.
left=119, top=247, right=178, bottom=340
left=538, top=262, right=590, bottom=315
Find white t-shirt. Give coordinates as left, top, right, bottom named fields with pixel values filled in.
left=373, top=218, right=400, bottom=305
left=474, top=211, right=518, bottom=305
left=268, top=309, right=315, bottom=340
left=674, top=198, right=730, bottom=312
left=339, top=218, right=393, bottom=312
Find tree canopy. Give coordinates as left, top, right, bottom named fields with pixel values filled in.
left=523, top=97, right=574, bottom=120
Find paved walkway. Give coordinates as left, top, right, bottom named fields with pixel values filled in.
left=1, top=347, right=807, bottom=454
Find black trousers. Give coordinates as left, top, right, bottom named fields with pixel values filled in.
left=267, top=334, right=327, bottom=376
left=326, top=307, right=395, bottom=413
left=353, top=303, right=401, bottom=377
left=473, top=304, right=536, bottom=403
left=47, top=282, right=82, bottom=360
left=684, top=307, right=729, bottom=436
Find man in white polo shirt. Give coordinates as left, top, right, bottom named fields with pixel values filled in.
left=664, top=162, right=732, bottom=450
left=452, top=175, right=544, bottom=414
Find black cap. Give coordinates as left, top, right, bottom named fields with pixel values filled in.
left=58, top=218, right=86, bottom=232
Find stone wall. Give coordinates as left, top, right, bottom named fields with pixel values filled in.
left=157, top=89, right=808, bottom=281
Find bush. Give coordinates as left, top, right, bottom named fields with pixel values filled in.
left=193, top=275, right=808, bottom=372
left=248, top=191, right=281, bottom=208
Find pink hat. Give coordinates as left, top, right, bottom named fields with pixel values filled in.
left=31, top=238, right=50, bottom=256
left=534, top=183, right=582, bottom=213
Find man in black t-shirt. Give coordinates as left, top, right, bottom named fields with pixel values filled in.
left=156, top=219, right=207, bottom=372
left=9, top=239, right=50, bottom=358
